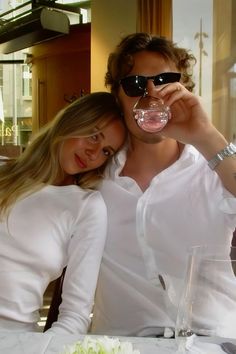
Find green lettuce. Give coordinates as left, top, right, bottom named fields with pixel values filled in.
left=62, top=336, right=140, bottom=354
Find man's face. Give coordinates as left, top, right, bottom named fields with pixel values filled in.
left=117, top=50, right=178, bottom=144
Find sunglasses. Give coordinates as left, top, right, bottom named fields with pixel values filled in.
left=119, top=72, right=181, bottom=97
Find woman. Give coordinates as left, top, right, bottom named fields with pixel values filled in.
left=0, top=92, right=126, bottom=334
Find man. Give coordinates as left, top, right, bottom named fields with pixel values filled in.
left=90, top=33, right=236, bottom=337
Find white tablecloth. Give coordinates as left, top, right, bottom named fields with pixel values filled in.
left=0, top=332, right=235, bottom=354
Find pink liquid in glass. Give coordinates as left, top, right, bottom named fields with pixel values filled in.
left=133, top=108, right=171, bottom=133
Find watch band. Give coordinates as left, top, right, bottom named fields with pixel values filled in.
left=208, top=142, right=236, bottom=170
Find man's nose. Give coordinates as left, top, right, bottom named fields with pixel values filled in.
left=145, top=79, right=156, bottom=96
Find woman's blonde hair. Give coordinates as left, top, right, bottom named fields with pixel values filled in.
left=0, top=92, right=123, bottom=219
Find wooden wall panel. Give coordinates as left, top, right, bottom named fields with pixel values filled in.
left=31, top=23, right=91, bottom=132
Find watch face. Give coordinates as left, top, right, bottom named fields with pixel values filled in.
left=224, top=143, right=236, bottom=156
left=223, top=147, right=231, bottom=157
left=229, top=142, right=236, bottom=153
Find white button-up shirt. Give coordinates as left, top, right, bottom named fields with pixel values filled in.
left=91, top=144, right=236, bottom=337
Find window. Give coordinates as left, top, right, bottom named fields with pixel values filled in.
left=173, top=0, right=236, bottom=141
left=22, top=64, right=32, bottom=99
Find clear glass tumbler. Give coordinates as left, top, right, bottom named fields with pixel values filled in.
left=133, top=95, right=171, bottom=133
left=175, top=245, right=236, bottom=353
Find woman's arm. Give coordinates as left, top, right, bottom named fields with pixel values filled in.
left=47, top=191, right=107, bottom=334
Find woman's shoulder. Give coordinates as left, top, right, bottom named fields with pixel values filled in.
left=42, top=184, right=105, bottom=206
left=43, top=184, right=98, bottom=194
left=20, top=185, right=106, bottom=224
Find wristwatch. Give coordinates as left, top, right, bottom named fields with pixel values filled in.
left=208, top=142, right=236, bottom=170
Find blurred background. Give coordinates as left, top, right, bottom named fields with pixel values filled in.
left=0, top=0, right=235, bottom=156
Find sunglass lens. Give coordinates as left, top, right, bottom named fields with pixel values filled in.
left=153, top=72, right=181, bottom=85
left=120, top=76, right=146, bottom=97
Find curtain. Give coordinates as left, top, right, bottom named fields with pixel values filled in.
left=212, top=0, right=235, bottom=140
left=137, top=0, right=173, bottom=39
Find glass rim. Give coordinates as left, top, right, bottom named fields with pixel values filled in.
left=187, top=244, right=236, bottom=260
left=188, top=244, right=236, bottom=250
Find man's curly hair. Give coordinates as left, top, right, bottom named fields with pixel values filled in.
left=105, top=33, right=196, bottom=95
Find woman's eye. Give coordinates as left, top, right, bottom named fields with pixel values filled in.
left=90, top=134, right=99, bottom=143
left=103, top=149, right=112, bottom=157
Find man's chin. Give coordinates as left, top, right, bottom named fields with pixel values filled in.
left=132, top=131, right=166, bottom=144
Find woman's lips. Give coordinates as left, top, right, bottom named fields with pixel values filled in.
left=75, top=154, right=87, bottom=168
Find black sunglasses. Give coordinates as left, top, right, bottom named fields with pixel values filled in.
left=119, top=72, right=181, bottom=97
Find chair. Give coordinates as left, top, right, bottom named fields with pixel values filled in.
left=0, top=145, right=23, bottom=158
left=43, top=268, right=66, bottom=332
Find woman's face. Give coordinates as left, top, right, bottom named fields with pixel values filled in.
left=59, top=117, right=126, bottom=179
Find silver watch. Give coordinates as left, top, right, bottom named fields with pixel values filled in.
left=208, top=142, right=236, bottom=170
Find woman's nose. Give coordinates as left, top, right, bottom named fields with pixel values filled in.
left=85, top=145, right=101, bottom=161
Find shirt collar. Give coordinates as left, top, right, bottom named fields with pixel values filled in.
left=105, top=143, right=201, bottom=179
left=178, top=144, right=200, bottom=164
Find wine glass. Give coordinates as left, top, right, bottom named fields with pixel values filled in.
left=175, top=245, right=236, bottom=353
left=133, top=95, right=171, bottom=133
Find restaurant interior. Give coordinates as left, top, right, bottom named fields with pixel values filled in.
left=0, top=0, right=235, bottom=333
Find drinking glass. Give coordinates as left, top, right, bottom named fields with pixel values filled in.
left=175, top=245, right=236, bottom=353
left=133, top=95, right=171, bottom=133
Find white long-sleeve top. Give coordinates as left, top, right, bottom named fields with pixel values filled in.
left=0, top=185, right=107, bottom=334
left=91, top=144, right=236, bottom=337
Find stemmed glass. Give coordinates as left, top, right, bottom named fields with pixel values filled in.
left=133, top=95, right=171, bottom=133
left=175, top=245, right=236, bottom=353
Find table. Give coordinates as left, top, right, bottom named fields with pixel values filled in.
left=0, top=332, right=236, bottom=354
left=0, top=332, right=175, bottom=354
